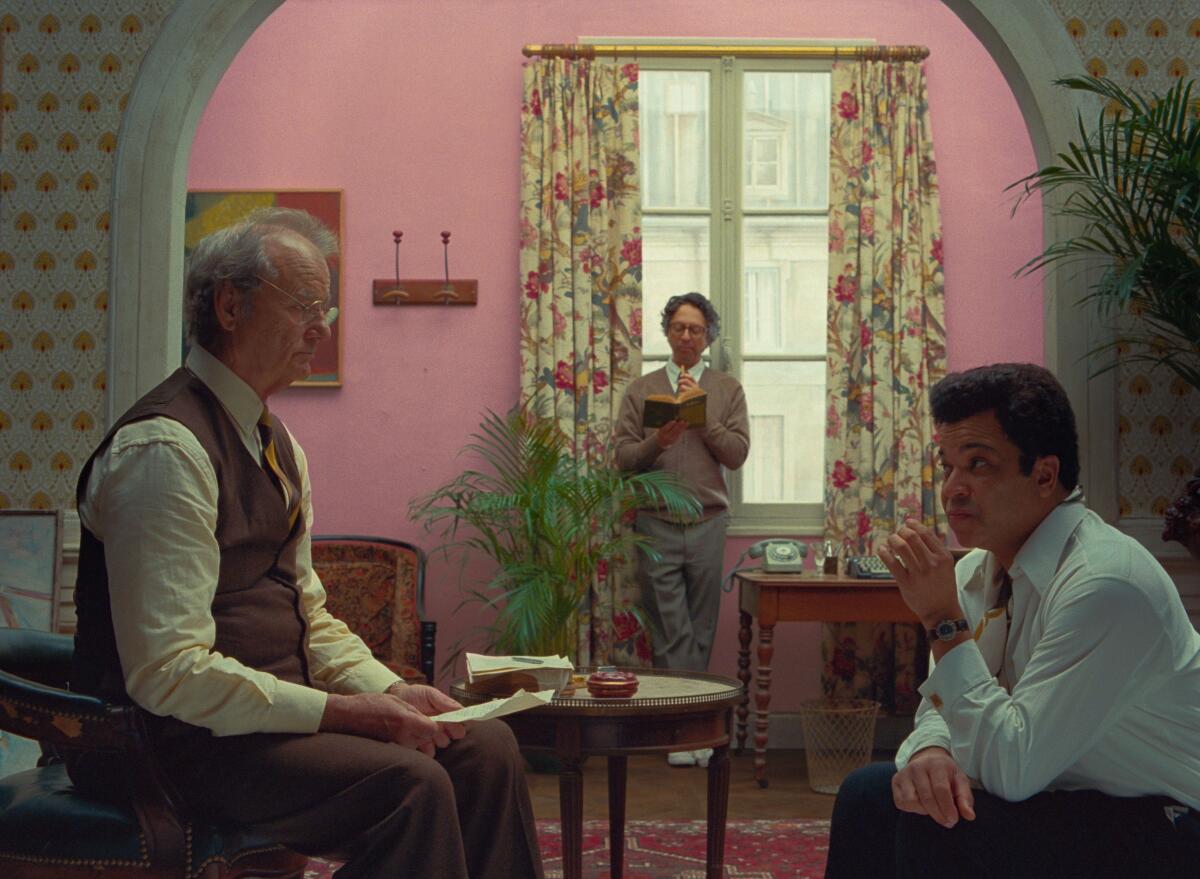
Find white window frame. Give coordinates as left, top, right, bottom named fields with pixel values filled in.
left=630, top=51, right=832, bottom=535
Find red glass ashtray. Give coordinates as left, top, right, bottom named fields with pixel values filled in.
left=586, top=670, right=639, bottom=698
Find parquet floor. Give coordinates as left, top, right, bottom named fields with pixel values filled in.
left=526, top=750, right=895, bottom=822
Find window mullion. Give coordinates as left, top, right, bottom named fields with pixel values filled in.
left=707, top=57, right=735, bottom=376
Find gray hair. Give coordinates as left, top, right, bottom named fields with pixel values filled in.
left=184, top=207, right=339, bottom=349
left=661, top=292, right=721, bottom=345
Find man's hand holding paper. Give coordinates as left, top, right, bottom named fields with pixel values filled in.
left=430, top=689, right=555, bottom=723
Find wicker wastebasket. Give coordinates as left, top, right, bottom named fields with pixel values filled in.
left=797, top=698, right=880, bottom=794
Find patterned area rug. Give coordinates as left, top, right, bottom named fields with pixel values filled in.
left=303, top=818, right=830, bottom=878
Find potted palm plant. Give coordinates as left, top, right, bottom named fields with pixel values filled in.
left=409, top=406, right=701, bottom=664
left=1010, top=75, right=1200, bottom=556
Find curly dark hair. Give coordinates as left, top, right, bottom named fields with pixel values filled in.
left=931, top=363, right=1080, bottom=492
left=660, top=292, right=721, bottom=345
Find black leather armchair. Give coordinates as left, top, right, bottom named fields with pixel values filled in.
left=0, top=627, right=307, bottom=879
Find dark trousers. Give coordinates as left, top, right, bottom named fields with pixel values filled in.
left=826, top=762, right=1200, bottom=879
left=158, top=719, right=544, bottom=879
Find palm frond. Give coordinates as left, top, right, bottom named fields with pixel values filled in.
left=1009, top=76, right=1200, bottom=386
left=410, top=403, right=702, bottom=663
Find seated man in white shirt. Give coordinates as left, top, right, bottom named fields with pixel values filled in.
left=824, top=362, right=1200, bottom=879
left=69, top=208, right=544, bottom=879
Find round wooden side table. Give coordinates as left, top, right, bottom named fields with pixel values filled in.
left=451, top=668, right=743, bottom=879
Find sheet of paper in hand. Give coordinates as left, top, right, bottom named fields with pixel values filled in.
left=429, top=688, right=554, bottom=723
left=642, top=386, right=706, bottom=428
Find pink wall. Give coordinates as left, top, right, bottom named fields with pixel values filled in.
left=189, top=0, right=1043, bottom=705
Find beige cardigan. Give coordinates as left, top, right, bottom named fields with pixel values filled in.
left=613, top=366, right=750, bottom=520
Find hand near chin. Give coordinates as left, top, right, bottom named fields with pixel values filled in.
left=877, top=519, right=960, bottom=625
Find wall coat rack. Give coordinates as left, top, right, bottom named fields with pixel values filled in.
left=372, top=230, right=478, bottom=306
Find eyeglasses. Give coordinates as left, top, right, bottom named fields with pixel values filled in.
left=256, top=275, right=339, bottom=326
left=668, top=322, right=707, bottom=339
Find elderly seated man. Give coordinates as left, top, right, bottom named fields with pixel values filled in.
left=69, top=207, right=544, bottom=879
left=825, top=363, right=1200, bottom=879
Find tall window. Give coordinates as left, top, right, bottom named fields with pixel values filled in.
left=638, top=57, right=831, bottom=532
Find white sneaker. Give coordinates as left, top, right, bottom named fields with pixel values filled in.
left=693, top=748, right=713, bottom=768
left=667, top=750, right=697, bottom=767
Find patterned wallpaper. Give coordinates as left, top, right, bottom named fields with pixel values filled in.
left=1, top=0, right=1196, bottom=518
left=0, top=1, right=175, bottom=511
left=1050, top=0, right=1200, bottom=518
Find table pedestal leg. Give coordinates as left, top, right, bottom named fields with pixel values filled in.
left=705, top=743, right=731, bottom=879
left=754, top=622, right=774, bottom=788
left=736, top=609, right=752, bottom=753
left=556, top=719, right=584, bottom=879
left=559, top=759, right=584, bottom=879
left=608, top=755, right=627, bottom=879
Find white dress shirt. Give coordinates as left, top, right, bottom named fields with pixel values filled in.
left=78, top=346, right=397, bottom=737
left=896, top=492, right=1200, bottom=808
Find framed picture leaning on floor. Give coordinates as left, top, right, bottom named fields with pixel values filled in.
left=0, top=508, right=63, bottom=777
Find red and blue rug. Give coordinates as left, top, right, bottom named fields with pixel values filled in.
left=304, top=818, right=830, bottom=878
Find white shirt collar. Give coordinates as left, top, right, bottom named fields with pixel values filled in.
left=1005, top=487, right=1088, bottom=595
left=185, top=345, right=267, bottom=441
left=957, top=487, right=1088, bottom=601
left=666, top=359, right=705, bottom=392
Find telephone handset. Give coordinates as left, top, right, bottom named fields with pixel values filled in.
left=748, top=539, right=807, bottom=573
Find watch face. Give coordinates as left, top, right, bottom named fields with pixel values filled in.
left=932, top=619, right=967, bottom=641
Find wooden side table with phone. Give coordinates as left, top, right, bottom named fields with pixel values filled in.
left=733, top=569, right=920, bottom=787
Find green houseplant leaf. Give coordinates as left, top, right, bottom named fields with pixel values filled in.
left=409, top=406, right=702, bottom=668
left=1008, top=76, right=1200, bottom=389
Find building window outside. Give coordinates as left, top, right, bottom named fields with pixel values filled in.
left=638, top=55, right=831, bottom=532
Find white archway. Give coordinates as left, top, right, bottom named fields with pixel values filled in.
left=107, top=0, right=1115, bottom=518
left=107, top=0, right=284, bottom=421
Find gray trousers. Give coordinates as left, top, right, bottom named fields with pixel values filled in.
left=635, top=511, right=730, bottom=672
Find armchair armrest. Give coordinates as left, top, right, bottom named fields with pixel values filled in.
left=0, top=669, right=140, bottom=751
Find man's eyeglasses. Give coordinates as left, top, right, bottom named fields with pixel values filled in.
left=668, top=322, right=707, bottom=339
left=256, top=275, right=339, bottom=326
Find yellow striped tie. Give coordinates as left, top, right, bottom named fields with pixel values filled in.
left=258, top=411, right=300, bottom=529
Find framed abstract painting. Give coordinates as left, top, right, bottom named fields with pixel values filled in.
left=184, top=190, right=344, bottom=387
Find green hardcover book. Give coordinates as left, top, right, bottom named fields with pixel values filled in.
left=643, top=388, right=707, bottom=429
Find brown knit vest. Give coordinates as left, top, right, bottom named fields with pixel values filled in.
left=71, top=368, right=313, bottom=734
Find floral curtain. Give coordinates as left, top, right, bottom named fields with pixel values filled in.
left=518, top=58, right=647, bottom=666
left=821, top=59, right=948, bottom=714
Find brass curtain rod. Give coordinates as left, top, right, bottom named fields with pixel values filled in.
left=522, top=44, right=929, bottom=61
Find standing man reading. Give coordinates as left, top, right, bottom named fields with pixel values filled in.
left=825, top=363, right=1200, bottom=878
left=613, top=292, right=750, bottom=767
left=70, top=208, right=544, bottom=879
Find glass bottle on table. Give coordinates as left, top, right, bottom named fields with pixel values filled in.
left=812, top=539, right=827, bottom=574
